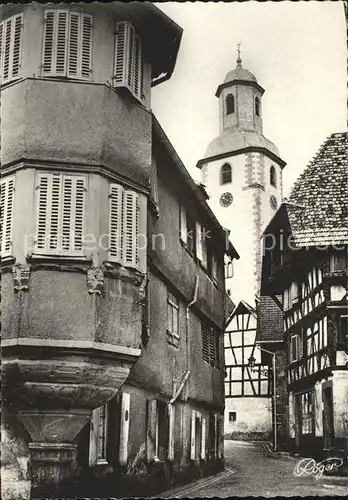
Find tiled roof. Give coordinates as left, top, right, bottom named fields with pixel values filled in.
left=256, top=295, right=283, bottom=342
left=288, top=132, right=348, bottom=247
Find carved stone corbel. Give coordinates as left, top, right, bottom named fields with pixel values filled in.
left=12, top=264, right=31, bottom=292
left=87, top=266, right=105, bottom=295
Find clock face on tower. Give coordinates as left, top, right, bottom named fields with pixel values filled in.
left=219, top=192, right=233, bottom=207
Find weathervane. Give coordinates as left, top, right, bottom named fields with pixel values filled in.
left=237, top=41, right=242, bottom=66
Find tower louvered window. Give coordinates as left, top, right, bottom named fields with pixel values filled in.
left=0, top=177, right=15, bottom=258
left=0, top=14, right=23, bottom=85
left=114, top=21, right=145, bottom=102
left=109, top=183, right=140, bottom=269
left=35, top=173, right=86, bottom=255
left=202, top=322, right=221, bottom=369
left=42, top=10, right=92, bottom=79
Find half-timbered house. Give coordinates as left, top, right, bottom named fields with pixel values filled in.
left=224, top=301, right=272, bottom=440
left=260, top=132, right=348, bottom=460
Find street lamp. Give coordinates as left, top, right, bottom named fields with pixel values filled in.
left=248, top=347, right=277, bottom=452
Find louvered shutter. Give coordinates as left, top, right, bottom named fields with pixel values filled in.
left=119, top=392, right=130, bottom=466
left=180, top=205, right=187, bottom=244
left=190, top=410, right=196, bottom=460
left=126, top=24, right=134, bottom=91
left=146, top=399, right=157, bottom=462
left=55, top=11, right=68, bottom=75
left=11, top=14, right=23, bottom=79
left=133, top=34, right=142, bottom=99
left=35, top=173, right=61, bottom=254
left=68, top=11, right=79, bottom=78
left=2, top=17, right=12, bottom=83
left=61, top=175, right=86, bottom=254
left=42, top=10, right=56, bottom=75
left=123, top=190, right=139, bottom=268
left=114, top=21, right=127, bottom=86
left=168, top=404, right=175, bottom=461
left=196, top=221, right=203, bottom=262
left=109, top=183, right=123, bottom=263
left=0, top=177, right=15, bottom=257
left=80, top=14, right=92, bottom=78
left=0, top=21, right=4, bottom=81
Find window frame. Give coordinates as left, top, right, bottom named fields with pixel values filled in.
left=255, top=96, right=260, bottom=117
left=220, top=163, right=232, bottom=185
left=228, top=411, right=236, bottom=422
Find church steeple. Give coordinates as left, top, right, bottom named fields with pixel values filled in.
left=215, top=50, right=265, bottom=134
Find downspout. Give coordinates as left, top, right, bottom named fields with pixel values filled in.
left=170, top=275, right=199, bottom=404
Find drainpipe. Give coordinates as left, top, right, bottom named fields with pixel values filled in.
left=170, top=275, right=199, bottom=404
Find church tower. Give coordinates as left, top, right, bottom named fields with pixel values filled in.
left=197, top=50, right=286, bottom=306
left=197, top=50, right=286, bottom=441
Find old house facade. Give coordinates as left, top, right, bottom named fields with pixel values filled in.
left=1, top=2, right=238, bottom=498
left=260, top=132, right=348, bottom=460
left=196, top=52, right=286, bottom=439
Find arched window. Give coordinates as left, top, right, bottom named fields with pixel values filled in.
left=226, top=94, right=235, bottom=115
left=225, top=261, right=234, bottom=278
left=255, top=96, right=260, bottom=117
left=221, top=163, right=232, bottom=185
left=270, top=166, right=277, bottom=187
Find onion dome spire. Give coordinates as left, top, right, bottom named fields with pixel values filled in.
left=237, top=42, right=242, bottom=67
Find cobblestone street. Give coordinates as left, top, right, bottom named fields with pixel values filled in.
left=160, top=441, right=347, bottom=498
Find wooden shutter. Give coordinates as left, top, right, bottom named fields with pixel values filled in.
left=146, top=399, right=157, bottom=462
left=180, top=205, right=187, bottom=244
left=109, top=183, right=123, bottom=263
left=133, top=34, right=142, bottom=100
left=114, top=21, right=127, bottom=86
left=80, top=14, right=92, bottom=78
left=126, top=24, right=134, bottom=91
left=11, top=14, right=23, bottom=79
left=68, top=11, right=79, bottom=77
left=200, top=417, right=206, bottom=460
left=196, top=221, right=203, bottom=262
left=119, top=392, right=130, bottom=467
left=55, top=11, right=68, bottom=75
left=190, top=410, right=196, bottom=460
left=61, top=175, right=85, bottom=254
left=36, top=173, right=61, bottom=254
left=201, top=229, right=208, bottom=269
left=168, top=404, right=175, bottom=461
left=0, top=177, right=15, bottom=257
left=212, top=254, right=218, bottom=284
left=42, top=10, right=56, bottom=75
left=123, top=190, right=139, bottom=268
left=0, top=21, right=4, bottom=81
left=2, top=17, right=12, bottom=83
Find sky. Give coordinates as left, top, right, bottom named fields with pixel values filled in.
left=152, top=1, right=347, bottom=196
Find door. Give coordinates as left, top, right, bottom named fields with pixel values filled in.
left=322, top=385, right=334, bottom=449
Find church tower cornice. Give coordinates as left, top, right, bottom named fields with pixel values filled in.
left=196, top=145, right=286, bottom=170
left=216, top=80, right=265, bottom=98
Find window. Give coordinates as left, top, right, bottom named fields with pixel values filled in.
left=114, top=21, right=144, bottom=102
left=225, top=260, right=234, bottom=278
left=220, top=163, right=232, bottom=185
left=1, top=176, right=15, bottom=258
left=255, top=96, right=260, bottom=117
left=228, top=411, right=236, bottom=422
left=338, top=315, right=348, bottom=349
left=42, top=10, right=92, bottom=80
left=186, top=212, right=196, bottom=256
left=0, top=14, right=23, bottom=85
left=167, top=291, right=179, bottom=345
left=300, top=392, right=314, bottom=435
left=35, top=173, right=86, bottom=256
left=270, top=166, right=277, bottom=187
left=109, top=183, right=140, bottom=268
left=290, top=334, right=302, bottom=362
left=226, top=94, right=235, bottom=115
left=202, top=321, right=221, bottom=369
left=196, top=221, right=208, bottom=269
